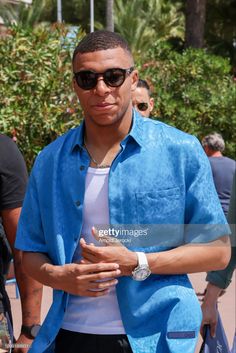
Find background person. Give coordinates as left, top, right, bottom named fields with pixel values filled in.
left=201, top=172, right=235, bottom=338
left=131, top=79, right=154, bottom=117
left=202, top=132, right=236, bottom=215
left=0, top=134, right=42, bottom=353
left=15, top=30, right=230, bottom=353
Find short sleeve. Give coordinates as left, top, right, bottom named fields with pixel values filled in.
left=15, top=165, right=48, bottom=253
left=0, top=135, right=28, bottom=210
left=184, top=137, right=230, bottom=243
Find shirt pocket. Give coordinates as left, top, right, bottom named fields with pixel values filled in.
left=135, top=187, right=182, bottom=224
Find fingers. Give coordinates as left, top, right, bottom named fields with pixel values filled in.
left=200, top=323, right=207, bottom=338
left=210, top=323, right=216, bottom=338
left=84, top=289, right=110, bottom=297
left=79, top=259, right=92, bottom=264
left=74, top=262, right=120, bottom=275
left=78, top=268, right=121, bottom=282
left=89, top=278, right=118, bottom=290
left=80, top=239, right=101, bottom=262
left=200, top=322, right=216, bottom=338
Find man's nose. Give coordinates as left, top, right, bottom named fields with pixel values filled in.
left=94, top=77, right=111, bottom=95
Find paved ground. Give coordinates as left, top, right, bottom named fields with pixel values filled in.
left=7, top=272, right=235, bottom=352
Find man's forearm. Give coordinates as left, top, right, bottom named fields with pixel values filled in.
left=1, top=208, right=43, bottom=326
left=22, top=251, right=60, bottom=289
left=13, top=249, right=43, bottom=325
left=147, top=235, right=230, bottom=275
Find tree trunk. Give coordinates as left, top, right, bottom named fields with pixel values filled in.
left=185, top=0, right=207, bottom=48
left=106, top=0, right=114, bottom=32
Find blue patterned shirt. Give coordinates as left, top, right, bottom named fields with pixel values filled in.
left=15, top=110, right=229, bottom=353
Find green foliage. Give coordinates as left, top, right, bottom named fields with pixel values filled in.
left=0, top=24, right=84, bottom=168
left=0, top=0, right=47, bottom=27
left=140, top=43, right=236, bottom=158
left=42, top=0, right=106, bottom=31
left=0, top=25, right=235, bottom=171
left=205, top=0, right=236, bottom=65
left=114, top=0, right=184, bottom=57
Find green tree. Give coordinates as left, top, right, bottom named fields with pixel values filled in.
left=140, top=43, right=236, bottom=158
left=106, top=0, right=114, bottom=31
left=114, top=0, right=184, bottom=57
left=205, top=0, right=236, bottom=65
left=185, top=0, right=206, bottom=48
left=41, top=0, right=106, bottom=31
left=0, top=25, right=235, bottom=170
left=0, top=24, right=84, bottom=168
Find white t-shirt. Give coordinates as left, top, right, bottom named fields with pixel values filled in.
left=61, top=167, right=125, bottom=334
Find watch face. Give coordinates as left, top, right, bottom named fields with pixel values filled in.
left=133, top=266, right=151, bottom=281
left=31, top=325, right=41, bottom=338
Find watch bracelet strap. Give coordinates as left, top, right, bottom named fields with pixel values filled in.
left=136, top=252, right=149, bottom=266
left=21, top=325, right=33, bottom=338
left=21, top=324, right=40, bottom=339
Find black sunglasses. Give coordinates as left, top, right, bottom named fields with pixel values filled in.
left=74, top=67, right=134, bottom=90
left=137, top=102, right=149, bottom=111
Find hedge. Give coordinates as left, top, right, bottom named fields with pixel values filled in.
left=0, top=25, right=235, bottom=169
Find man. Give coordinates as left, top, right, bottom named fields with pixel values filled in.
left=15, top=30, right=230, bottom=353
left=202, top=132, right=236, bottom=215
left=201, top=173, right=236, bottom=338
left=131, top=79, right=154, bottom=117
left=0, top=134, right=42, bottom=353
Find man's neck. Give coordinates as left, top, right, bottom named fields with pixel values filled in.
left=84, top=110, right=133, bottom=149
left=208, top=151, right=223, bottom=157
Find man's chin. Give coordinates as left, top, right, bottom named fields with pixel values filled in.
left=87, top=112, right=121, bottom=127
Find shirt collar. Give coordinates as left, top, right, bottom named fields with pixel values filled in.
left=123, top=109, right=145, bottom=148
left=70, top=120, right=85, bottom=152
left=70, top=109, right=145, bottom=153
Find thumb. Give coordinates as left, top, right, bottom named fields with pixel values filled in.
left=91, top=226, right=123, bottom=247
left=91, top=226, right=100, bottom=241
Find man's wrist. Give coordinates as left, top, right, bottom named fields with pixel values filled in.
left=128, top=251, right=138, bottom=275
left=204, top=282, right=222, bottom=303
left=21, top=324, right=41, bottom=339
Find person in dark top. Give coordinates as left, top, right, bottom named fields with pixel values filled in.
left=0, top=134, right=43, bottom=353
left=201, top=172, right=236, bottom=338
left=202, top=132, right=236, bottom=215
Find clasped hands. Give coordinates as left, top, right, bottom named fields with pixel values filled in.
left=80, top=226, right=137, bottom=276
left=57, top=227, right=137, bottom=297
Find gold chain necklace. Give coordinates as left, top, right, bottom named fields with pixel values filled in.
left=84, top=142, right=111, bottom=169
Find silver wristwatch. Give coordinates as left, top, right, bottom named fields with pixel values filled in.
left=132, top=252, right=151, bottom=281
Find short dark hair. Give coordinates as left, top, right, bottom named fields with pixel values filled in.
left=72, top=30, right=132, bottom=65
left=201, top=132, right=225, bottom=152
left=137, top=79, right=152, bottom=97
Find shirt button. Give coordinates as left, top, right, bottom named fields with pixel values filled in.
left=80, top=165, right=85, bottom=171
left=76, top=200, right=81, bottom=207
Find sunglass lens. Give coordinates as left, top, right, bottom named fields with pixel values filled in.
left=137, top=103, right=148, bottom=111
left=105, top=69, right=125, bottom=87
left=76, top=71, right=97, bottom=90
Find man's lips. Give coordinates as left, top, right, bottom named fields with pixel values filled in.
left=93, top=102, right=114, bottom=107
left=92, top=102, right=115, bottom=110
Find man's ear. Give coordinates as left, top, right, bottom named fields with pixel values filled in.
left=149, top=97, right=154, bottom=112
left=131, top=70, right=139, bottom=92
